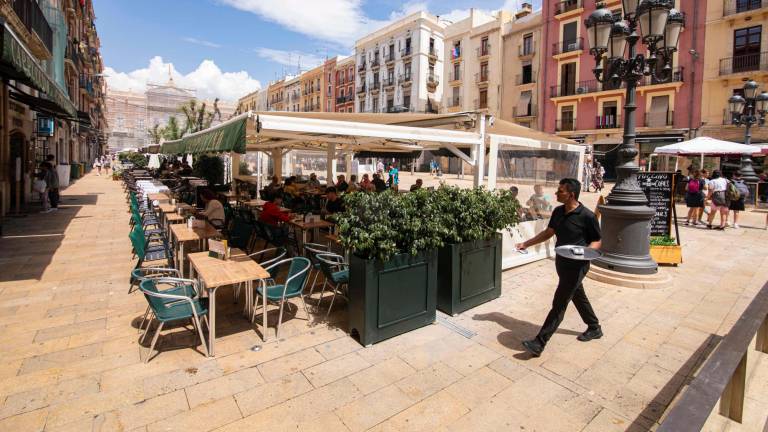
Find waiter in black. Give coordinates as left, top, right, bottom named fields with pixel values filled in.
left=515, top=178, right=602, bottom=357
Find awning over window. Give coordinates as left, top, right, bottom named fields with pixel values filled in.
left=0, top=21, right=76, bottom=118
left=161, top=113, right=248, bottom=154
left=517, top=91, right=532, bottom=114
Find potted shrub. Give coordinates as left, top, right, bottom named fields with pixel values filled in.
left=336, top=189, right=447, bottom=346
left=649, top=235, right=682, bottom=265
left=193, top=154, right=224, bottom=186
left=433, top=187, right=519, bottom=315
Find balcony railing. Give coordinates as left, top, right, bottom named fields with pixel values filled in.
left=640, top=66, right=685, bottom=85
left=401, top=47, right=413, bottom=57
left=447, top=97, right=461, bottom=107
left=723, top=0, right=768, bottom=17
left=13, top=0, right=53, bottom=54
left=550, top=79, right=597, bottom=97
left=371, top=58, right=381, bottom=69
left=336, top=94, right=354, bottom=104
left=474, top=98, right=489, bottom=109
left=356, top=83, right=366, bottom=94
left=382, top=77, right=395, bottom=87
left=555, top=118, right=576, bottom=132
left=514, top=105, right=538, bottom=117
left=719, top=52, right=768, bottom=75
left=516, top=74, right=536, bottom=85
left=596, top=114, right=621, bottom=129
left=428, top=47, right=439, bottom=58
left=449, top=71, right=461, bottom=81
left=550, top=68, right=683, bottom=98
left=519, top=45, right=535, bottom=57
left=477, top=45, right=491, bottom=58
left=386, top=105, right=413, bottom=113
left=554, top=0, right=583, bottom=15
left=399, top=73, right=412, bottom=85
left=358, top=62, right=366, bottom=72
left=552, top=37, right=583, bottom=55
left=370, top=80, right=380, bottom=92
left=385, top=52, right=396, bottom=63
left=65, top=41, right=81, bottom=65
left=476, top=72, right=490, bottom=84
left=645, top=111, right=674, bottom=128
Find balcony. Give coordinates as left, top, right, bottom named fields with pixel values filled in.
left=385, top=52, right=396, bottom=65
left=356, top=83, right=366, bottom=94
left=645, top=111, right=674, bottom=128
left=428, top=47, right=439, bottom=62
left=552, top=38, right=583, bottom=55
left=554, top=0, right=583, bottom=16
left=723, top=0, right=768, bottom=17
left=640, top=66, right=685, bottom=86
left=516, top=74, right=536, bottom=85
left=12, top=0, right=54, bottom=56
left=336, top=94, right=354, bottom=104
left=386, top=105, right=413, bottom=113
left=475, top=72, right=490, bottom=86
left=556, top=118, right=576, bottom=132
left=427, top=74, right=439, bottom=91
left=358, top=62, right=366, bottom=72
left=382, top=77, right=396, bottom=88
left=399, top=74, right=413, bottom=87
left=447, top=97, right=461, bottom=108
left=401, top=47, right=413, bottom=58
left=370, top=81, right=380, bottom=93
left=596, top=114, right=621, bottom=129
left=474, top=98, right=489, bottom=110
left=449, top=71, right=461, bottom=82
left=519, top=45, right=535, bottom=58
left=371, top=58, right=381, bottom=70
left=719, top=52, right=768, bottom=76
left=514, top=105, right=538, bottom=118
left=65, top=41, right=81, bottom=69
left=477, top=45, right=491, bottom=59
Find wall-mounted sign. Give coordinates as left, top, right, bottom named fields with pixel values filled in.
left=37, top=117, right=54, bottom=137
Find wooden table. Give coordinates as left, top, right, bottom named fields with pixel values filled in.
left=157, top=203, right=193, bottom=230
left=147, top=193, right=170, bottom=204
left=288, top=219, right=335, bottom=253
left=188, top=249, right=269, bottom=356
left=218, top=191, right=239, bottom=203
left=169, top=222, right=221, bottom=276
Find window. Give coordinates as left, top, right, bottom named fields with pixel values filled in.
left=521, top=63, right=533, bottom=84
left=479, top=89, right=488, bottom=109
left=562, top=22, right=578, bottom=52
left=560, top=106, right=575, bottom=131
left=599, top=101, right=618, bottom=128
left=523, top=34, right=533, bottom=55
left=480, top=62, right=489, bottom=81
left=404, top=62, right=411, bottom=79
left=481, top=37, right=489, bottom=56
left=560, top=62, right=576, bottom=96
left=387, top=98, right=394, bottom=111
left=453, top=63, right=460, bottom=81
left=453, top=40, right=461, bottom=59
left=517, top=90, right=533, bottom=116
left=388, top=44, right=394, bottom=60
left=387, top=68, right=394, bottom=84
left=137, top=119, right=144, bottom=130
left=373, top=97, right=379, bottom=112
left=451, top=87, right=460, bottom=106
left=359, top=100, right=365, bottom=112
left=429, top=37, right=435, bottom=55
left=403, top=94, right=411, bottom=109
left=733, top=25, right=762, bottom=73
left=647, top=95, right=671, bottom=127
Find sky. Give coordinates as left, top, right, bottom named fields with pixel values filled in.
left=94, top=0, right=541, bottom=102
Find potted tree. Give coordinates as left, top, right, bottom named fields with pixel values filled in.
left=434, top=187, right=519, bottom=315
left=336, top=189, right=447, bottom=346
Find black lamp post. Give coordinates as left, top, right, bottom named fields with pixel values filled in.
left=728, top=80, right=768, bottom=183
left=585, top=0, right=684, bottom=275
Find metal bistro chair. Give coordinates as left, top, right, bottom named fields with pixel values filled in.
left=129, top=226, right=174, bottom=283
left=234, top=247, right=286, bottom=316
left=253, top=257, right=311, bottom=340
left=303, top=243, right=331, bottom=309
left=139, top=278, right=209, bottom=362
left=316, top=253, right=349, bottom=320
left=131, top=268, right=197, bottom=333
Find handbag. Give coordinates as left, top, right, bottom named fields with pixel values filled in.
left=33, top=179, right=46, bottom=193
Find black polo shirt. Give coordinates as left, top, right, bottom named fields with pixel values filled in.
left=547, top=203, right=601, bottom=247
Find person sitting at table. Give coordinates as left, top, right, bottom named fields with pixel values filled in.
left=526, top=184, right=552, bottom=219
left=264, top=175, right=282, bottom=199
left=336, top=175, right=349, bottom=193
left=348, top=174, right=359, bottom=193
left=372, top=173, right=387, bottom=192
left=199, top=189, right=226, bottom=229
left=259, top=195, right=292, bottom=245
left=179, top=161, right=193, bottom=176
left=410, top=179, right=423, bottom=192
left=307, top=173, right=321, bottom=189
left=283, top=177, right=301, bottom=198
left=323, top=187, right=344, bottom=216
left=360, top=174, right=374, bottom=192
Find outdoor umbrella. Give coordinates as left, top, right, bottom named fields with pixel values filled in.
left=654, top=136, right=761, bottom=169
left=147, top=154, right=161, bottom=169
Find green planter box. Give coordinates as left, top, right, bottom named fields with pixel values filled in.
left=437, top=234, right=502, bottom=316
left=348, top=250, right=438, bottom=346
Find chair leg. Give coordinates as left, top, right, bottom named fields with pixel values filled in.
left=145, top=322, right=164, bottom=363
left=276, top=299, right=286, bottom=339
left=263, top=295, right=269, bottom=342
left=299, top=295, right=311, bottom=322
left=140, top=315, right=155, bottom=344
left=325, top=284, right=338, bottom=320
left=138, top=306, right=151, bottom=333
left=194, top=316, right=209, bottom=355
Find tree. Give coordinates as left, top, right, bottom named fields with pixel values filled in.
left=179, top=98, right=221, bottom=134
left=162, top=116, right=183, bottom=141
left=148, top=123, right=163, bottom=145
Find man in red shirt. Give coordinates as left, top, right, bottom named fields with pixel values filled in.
left=259, top=195, right=292, bottom=245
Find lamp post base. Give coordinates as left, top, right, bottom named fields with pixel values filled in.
left=593, top=204, right=658, bottom=275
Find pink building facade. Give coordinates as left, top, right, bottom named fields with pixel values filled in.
left=540, top=0, right=705, bottom=175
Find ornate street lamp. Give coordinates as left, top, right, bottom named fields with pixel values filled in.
left=729, top=80, right=766, bottom=182
left=585, top=0, right=683, bottom=275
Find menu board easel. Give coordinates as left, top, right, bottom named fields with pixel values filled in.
left=636, top=171, right=680, bottom=245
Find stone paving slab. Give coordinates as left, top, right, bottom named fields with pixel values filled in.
left=0, top=172, right=767, bottom=431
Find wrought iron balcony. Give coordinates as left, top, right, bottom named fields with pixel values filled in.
left=385, top=52, right=396, bottom=64
left=401, top=47, right=413, bottom=58
left=428, top=47, right=439, bottom=60
left=552, top=37, right=583, bottom=55
left=596, top=114, right=621, bottom=129
left=516, top=74, right=536, bottom=85
left=399, top=73, right=412, bottom=86
left=356, top=83, right=366, bottom=94
left=370, top=80, right=380, bottom=92
left=449, top=71, right=461, bottom=82
left=550, top=80, right=597, bottom=98
left=371, top=58, right=381, bottom=69
left=645, top=111, right=675, bottom=128
left=723, top=0, right=768, bottom=17
left=514, top=105, right=538, bottom=118
left=447, top=96, right=461, bottom=108
left=555, top=118, right=576, bottom=132
left=476, top=72, right=490, bottom=84
left=477, top=45, right=491, bottom=58
left=719, top=52, right=768, bottom=75
left=386, top=105, right=413, bottom=113
left=358, top=61, right=366, bottom=72
left=12, top=0, right=53, bottom=54
left=519, top=45, right=535, bottom=57
left=554, top=0, right=582, bottom=15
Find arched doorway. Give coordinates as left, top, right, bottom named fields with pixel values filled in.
left=9, top=131, right=26, bottom=212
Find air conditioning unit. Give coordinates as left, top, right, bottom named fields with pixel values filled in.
left=576, top=86, right=588, bottom=94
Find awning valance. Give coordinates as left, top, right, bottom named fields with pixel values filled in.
left=161, top=113, right=248, bottom=154
left=0, top=21, right=76, bottom=118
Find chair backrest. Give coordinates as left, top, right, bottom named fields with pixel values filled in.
left=129, top=226, right=147, bottom=259
left=139, top=279, right=174, bottom=313
left=284, top=257, right=311, bottom=296
left=316, top=253, right=347, bottom=282
left=228, top=218, right=255, bottom=250
left=304, top=243, right=330, bottom=266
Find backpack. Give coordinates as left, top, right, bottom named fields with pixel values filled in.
left=687, top=178, right=700, bottom=194
left=727, top=181, right=740, bottom=201
left=734, top=180, right=750, bottom=200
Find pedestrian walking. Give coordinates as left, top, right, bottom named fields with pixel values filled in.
left=42, top=161, right=59, bottom=212
left=706, top=170, right=729, bottom=230
left=102, top=155, right=111, bottom=176
left=34, top=164, right=49, bottom=213
left=582, top=161, right=593, bottom=192
left=699, top=169, right=711, bottom=224
left=93, top=157, right=102, bottom=176
left=515, top=178, right=602, bottom=357
left=684, top=169, right=705, bottom=226
left=728, top=170, right=750, bottom=229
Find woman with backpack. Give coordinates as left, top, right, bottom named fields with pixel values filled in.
left=684, top=169, right=705, bottom=225
left=706, top=170, right=730, bottom=230
left=729, top=170, right=750, bottom=229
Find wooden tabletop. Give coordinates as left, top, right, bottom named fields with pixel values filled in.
left=288, top=219, right=335, bottom=230
left=158, top=203, right=193, bottom=213
left=170, top=222, right=220, bottom=243
left=165, top=213, right=184, bottom=223
left=242, top=199, right=267, bottom=208
left=188, top=248, right=269, bottom=288
left=147, top=193, right=170, bottom=202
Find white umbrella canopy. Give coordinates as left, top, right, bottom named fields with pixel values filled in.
left=654, top=136, right=760, bottom=155
left=147, top=154, right=161, bottom=169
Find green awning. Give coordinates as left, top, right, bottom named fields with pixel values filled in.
left=0, top=21, right=76, bottom=118
left=161, top=113, right=248, bottom=155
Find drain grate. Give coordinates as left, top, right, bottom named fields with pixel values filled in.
left=436, top=312, right=477, bottom=339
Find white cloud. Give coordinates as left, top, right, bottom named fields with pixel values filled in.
left=104, top=56, right=261, bottom=101
left=254, top=47, right=325, bottom=69
left=182, top=37, right=222, bottom=48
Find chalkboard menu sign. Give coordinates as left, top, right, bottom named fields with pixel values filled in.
left=637, top=172, right=675, bottom=236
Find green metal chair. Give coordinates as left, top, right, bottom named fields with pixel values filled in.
left=139, top=278, right=209, bottom=362
left=303, top=243, right=331, bottom=309
left=253, top=257, right=311, bottom=340
left=316, top=253, right=349, bottom=320
left=131, top=268, right=198, bottom=332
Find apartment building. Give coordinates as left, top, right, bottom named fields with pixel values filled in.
left=700, top=0, right=768, bottom=143
left=443, top=9, right=513, bottom=117
left=355, top=11, right=444, bottom=113
left=300, top=65, right=323, bottom=112
left=267, top=77, right=287, bottom=111
left=500, top=4, right=542, bottom=129
left=105, top=90, right=147, bottom=151
left=541, top=0, right=704, bottom=166
left=323, top=57, right=338, bottom=112
left=285, top=76, right=301, bottom=112
left=334, top=56, right=355, bottom=112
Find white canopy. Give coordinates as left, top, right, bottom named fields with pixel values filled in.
left=654, top=136, right=761, bottom=155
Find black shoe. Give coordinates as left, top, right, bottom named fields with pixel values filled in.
left=522, top=339, right=544, bottom=357
left=577, top=327, right=603, bottom=342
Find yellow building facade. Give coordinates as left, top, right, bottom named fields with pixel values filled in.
left=300, top=65, right=324, bottom=112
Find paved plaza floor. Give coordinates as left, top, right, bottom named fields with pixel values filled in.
left=0, top=173, right=767, bottom=431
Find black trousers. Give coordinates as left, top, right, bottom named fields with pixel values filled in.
left=48, top=188, right=59, bottom=208
left=535, top=257, right=600, bottom=346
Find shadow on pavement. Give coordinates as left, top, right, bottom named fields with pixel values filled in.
left=472, top=311, right=581, bottom=357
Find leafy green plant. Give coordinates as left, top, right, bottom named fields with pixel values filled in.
left=193, top=154, right=224, bottom=186
left=650, top=235, right=677, bottom=246
left=433, top=186, right=519, bottom=244
left=119, top=152, right=148, bottom=168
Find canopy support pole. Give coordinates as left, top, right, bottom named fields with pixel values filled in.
left=473, top=114, right=487, bottom=188
left=487, top=136, right=499, bottom=190
left=272, top=149, right=283, bottom=180
left=700, top=153, right=704, bottom=170
left=231, top=153, right=241, bottom=191
left=445, top=144, right=475, bottom=166
left=344, top=152, right=353, bottom=176
left=327, top=143, right=337, bottom=184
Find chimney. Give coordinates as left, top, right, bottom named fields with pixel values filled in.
left=516, top=2, right=533, bottom=19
